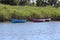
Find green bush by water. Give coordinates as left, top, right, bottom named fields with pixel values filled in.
left=0, top=4, right=60, bottom=21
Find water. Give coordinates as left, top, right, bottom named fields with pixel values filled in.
left=0, top=21, right=60, bottom=40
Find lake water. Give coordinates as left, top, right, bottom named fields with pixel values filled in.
left=0, top=21, right=60, bottom=40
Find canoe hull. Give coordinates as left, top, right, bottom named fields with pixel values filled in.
left=31, top=18, right=51, bottom=22
left=11, top=19, right=26, bottom=23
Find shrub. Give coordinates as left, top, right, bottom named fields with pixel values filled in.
left=0, top=4, right=60, bottom=21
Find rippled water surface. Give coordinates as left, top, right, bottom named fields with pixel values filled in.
left=0, top=21, right=60, bottom=40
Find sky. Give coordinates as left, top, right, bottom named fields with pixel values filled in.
left=30, top=0, right=49, bottom=3
left=30, top=0, right=36, bottom=3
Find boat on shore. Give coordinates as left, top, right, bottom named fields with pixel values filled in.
left=30, top=18, right=51, bottom=22
left=11, top=19, right=27, bottom=23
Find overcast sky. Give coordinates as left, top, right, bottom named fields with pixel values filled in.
left=30, top=0, right=36, bottom=3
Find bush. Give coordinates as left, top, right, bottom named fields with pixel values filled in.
left=0, top=4, right=60, bottom=21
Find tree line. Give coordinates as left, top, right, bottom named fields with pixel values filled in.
left=0, top=0, right=60, bottom=7
left=0, top=0, right=29, bottom=5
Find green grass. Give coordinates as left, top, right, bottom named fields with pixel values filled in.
left=0, top=4, right=60, bottom=21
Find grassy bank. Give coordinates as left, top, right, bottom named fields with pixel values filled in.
left=0, top=4, right=60, bottom=21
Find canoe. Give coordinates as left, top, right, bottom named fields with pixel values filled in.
left=11, top=19, right=27, bottom=23
left=31, top=19, right=45, bottom=22
left=31, top=18, right=51, bottom=22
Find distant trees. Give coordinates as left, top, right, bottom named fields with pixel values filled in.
left=48, top=0, right=59, bottom=7
left=19, top=0, right=26, bottom=5
left=0, top=0, right=17, bottom=5
left=36, top=0, right=60, bottom=7
left=48, top=0, right=57, bottom=6
left=0, top=0, right=30, bottom=5
left=36, top=0, right=49, bottom=6
left=19, top=0, right=30, bottom=5
left=1, top=0, right=10, bottom=4
left=12, top=0, right=17, bottom=5
left=36, top=0, right=41, bottom=6
left=26, top=0, right=30, bottom=5
left=0, top=0, right=60, bottom=7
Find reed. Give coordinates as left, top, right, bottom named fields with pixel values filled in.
left=0, top=4, right=60, bottom=21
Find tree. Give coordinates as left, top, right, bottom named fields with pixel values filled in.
left=26, top=0, right=30, bottom=5
left=12, top=0, right=17, bottom=5
left=36, top=0, right=43, bottom=6
left=19, top=0, right=26, bottom=5
left=36, top=0, right=48, bottom=6
left=0, top=0, right=17, bottom=5
left=48, top=0, right=57, bottom=6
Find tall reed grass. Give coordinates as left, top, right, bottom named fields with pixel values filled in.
left=0, top=4, right=60, bottom=21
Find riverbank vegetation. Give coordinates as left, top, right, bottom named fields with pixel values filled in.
left=0, top=4, right=60, bottom=21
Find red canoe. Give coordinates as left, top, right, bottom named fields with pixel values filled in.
left=31, top=18, right=51, bottom=22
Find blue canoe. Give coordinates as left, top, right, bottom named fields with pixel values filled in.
left=11, top=19, right=27, bottom=23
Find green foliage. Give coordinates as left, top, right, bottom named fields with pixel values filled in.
left=0, top=4, right=60, bottom=21
left=0, top=0, right=17, bottom=5
left=17, top=0, right=27, bottom=5
left=12, top=0, right=18, bottom=5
